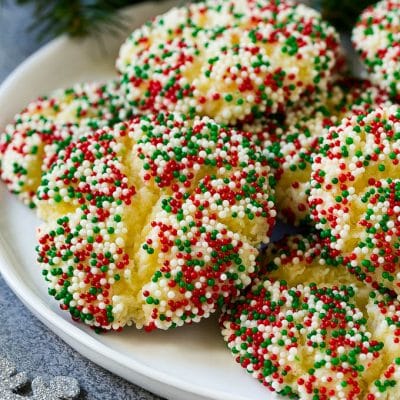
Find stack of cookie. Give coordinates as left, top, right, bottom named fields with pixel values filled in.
left=1, top=0, right=399, bottom=398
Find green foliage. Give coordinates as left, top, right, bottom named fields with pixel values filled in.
left=2, top=0, right=379, bottom=40
left=12, top=0, right=139, bottom=39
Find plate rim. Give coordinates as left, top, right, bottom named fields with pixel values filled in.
left=0, top=4, right=267, bottom=400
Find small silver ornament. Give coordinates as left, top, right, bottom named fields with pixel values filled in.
left=0, top=357, right=80, bottom=400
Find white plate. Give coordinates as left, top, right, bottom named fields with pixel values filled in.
left=0, top=2, right=279, bottom=400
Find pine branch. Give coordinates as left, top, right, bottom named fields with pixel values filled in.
left=2, top=0, right=379, bottom=41
left=13, top=0, right=139, bottom=40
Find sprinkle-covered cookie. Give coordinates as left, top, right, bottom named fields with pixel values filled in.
left=269, top=79, right=391, bottom=226
left=36, top=113, right=276, bottom=331
left=117, top=0, right=340, bottom=125
left=220, top=233, right=400, bottom=399
left=0, top=80, right=133, bottom=207
left=352, top=0, right=400, bottom=100
left=309, top=106, right=400, bottom=294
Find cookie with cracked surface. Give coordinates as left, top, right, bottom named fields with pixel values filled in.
left=221, top=233, right=400, bottom=399
left=36, top=113, right=276, bottom=331
left=117, top=0, right=340, bottom=125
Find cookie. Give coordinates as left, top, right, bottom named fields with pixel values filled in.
left=36, top=113, right=276, bottom=331
left=221, top=234, right=400, bottom=399
left=117, top=0, right=340, bottom=125
left=309, top=106, right=400, bottom=294
left=353, top=0, right=400, bottom=100
left=0, top=80, right=132, bottom=207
